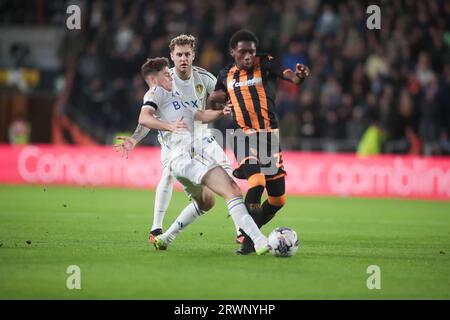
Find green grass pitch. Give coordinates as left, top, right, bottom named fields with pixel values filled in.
left=0, top=185, right=449, bottom=299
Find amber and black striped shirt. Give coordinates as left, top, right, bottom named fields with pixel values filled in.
left=215, top=54, right=287, bottom=132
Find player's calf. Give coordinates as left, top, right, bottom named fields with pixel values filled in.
left=203, top=167, right=269, bottom=254
left=196, top=187, right=215, bottom=212
left=260, top=195, right=286, bottom=227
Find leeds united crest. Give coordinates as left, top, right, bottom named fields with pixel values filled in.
left=196, top=84, right=204, bottom=95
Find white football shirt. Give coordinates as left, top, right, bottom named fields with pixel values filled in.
left=171, top=66, right=217, bottom=138
left=142, top=86, right=195, bottom=153
left=171, top=66, right=216, bottom=111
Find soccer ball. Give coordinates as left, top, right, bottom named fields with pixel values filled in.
left=268, top=227, right=299, bottom=257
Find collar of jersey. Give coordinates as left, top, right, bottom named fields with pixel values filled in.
left=172, top=69, right=193, bottom=84
left=152, top=85, right=172, bottom=94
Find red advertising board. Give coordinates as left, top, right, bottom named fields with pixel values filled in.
left=1, top=144, right=449, bottom=200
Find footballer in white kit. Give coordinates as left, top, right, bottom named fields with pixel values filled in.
left=115, top=35, right=241, bottom=244
left=155, top=64, right=233, bottom=186
left=142, top=84, right=221, bottom=199
left=158, top=65, right=232, bottom=175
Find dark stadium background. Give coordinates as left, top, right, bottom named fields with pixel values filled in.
left=1, top=0, right=449, bottom=155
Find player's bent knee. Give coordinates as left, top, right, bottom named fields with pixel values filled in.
left=199, top=197, right=215, bottom=212
left=268, top=195, right=286, bottom=207
left=196, top=189, right=215, bottom=212
left=248, top=173, right=266, bottom=188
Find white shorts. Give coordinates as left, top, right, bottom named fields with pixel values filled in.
left=160, top=144, right=171, bottom=169
left=203, top=136, right=233, bottom=176
left=170, top=147, right=220, bottom=199
left=160, top=136, right=232, bottom=175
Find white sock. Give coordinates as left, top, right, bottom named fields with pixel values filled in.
left=161, top=202, right=203, bottom=244
left=226, top=197, right=267, bottom=250
left=224, top=168, right=242, bottom=237
left=234, top=222, right=241, bottom=237
left=152, top=168, right=174, bottom=231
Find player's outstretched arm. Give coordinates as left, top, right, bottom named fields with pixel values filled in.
left=194, top=102, right=232, bottom=123
left=113, top=124, right=150, bottom=158
left=114, top=135, right=137, bottom=159
left=282, top=63, right=310, bottom=85
left=138, top=108, right=187, bottom=132
left=131, top=124, right=150, bottom=143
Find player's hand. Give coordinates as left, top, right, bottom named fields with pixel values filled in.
left=169, top=117, right=188, bottom=132
left=295, top=63, right=310, bottom=79
left=113, top=136, right=137, bottom=159
left=222, top=101, right=232, bottom=116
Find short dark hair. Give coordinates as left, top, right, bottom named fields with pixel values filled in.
left=141, top=57, right=170, bottom=78
left=229, top=29, right=259, bottom=49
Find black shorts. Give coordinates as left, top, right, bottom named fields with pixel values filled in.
left=231, top=129, right=286, bottom=180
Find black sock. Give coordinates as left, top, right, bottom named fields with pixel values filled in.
left=260, top=200, right=283, bottom=227
left=245, top=186, right=264, bottom=226
left=245, top=186, right=264, bottom=209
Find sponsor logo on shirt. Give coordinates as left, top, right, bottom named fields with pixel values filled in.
left=227, top=77, right=262, bottom=90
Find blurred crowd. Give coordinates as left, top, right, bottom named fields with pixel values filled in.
left=2, top=0, right=450, bottom=154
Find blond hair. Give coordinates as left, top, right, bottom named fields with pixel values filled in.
left=169, top=34, right=196, bottom=52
